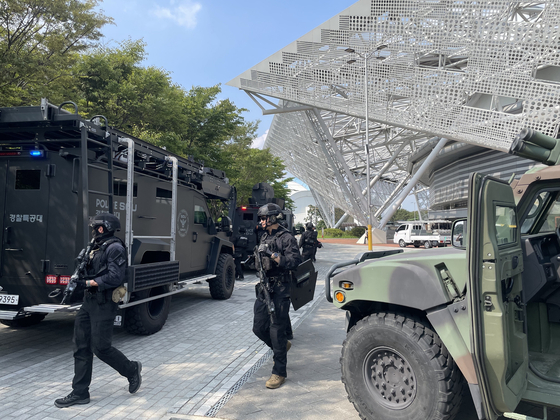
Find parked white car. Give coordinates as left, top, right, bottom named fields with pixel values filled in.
left=393, top=222, right=451, bottom=248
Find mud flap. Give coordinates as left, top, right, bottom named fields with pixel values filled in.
left=291, top=259, right=318, bottom=311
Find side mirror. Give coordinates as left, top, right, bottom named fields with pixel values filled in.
left=221, top=216, right=232, bottom=235
left=452, top=219, right=467, bottom=249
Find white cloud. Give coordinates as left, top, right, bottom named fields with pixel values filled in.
left=153, top=1, right=202, bottom=29
left=252, top=129, right=268, bottom=149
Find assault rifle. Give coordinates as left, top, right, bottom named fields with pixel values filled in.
left=60, top=238, right=95, bottom=305
left=252, top=244, right=277, bottom=320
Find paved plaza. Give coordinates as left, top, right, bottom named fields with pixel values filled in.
left=1, top=242, right=559, bottom=420
left=0, top=242, right=371, bottom=420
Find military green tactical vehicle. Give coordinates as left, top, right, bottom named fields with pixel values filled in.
left=327, top=129, right=560, bottom=420
left=0, top=100, right=236, bottom=335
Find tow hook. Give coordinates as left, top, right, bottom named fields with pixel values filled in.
left=48, top=288, right=62, bottom=298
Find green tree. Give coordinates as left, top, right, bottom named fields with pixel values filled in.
left=390, top=208, right=415, bottom=222
left=305, top=205, right=323, bottom=224
left=0, top=0, right=112, bottom=105
left=221, top=128, right=294, bottom=209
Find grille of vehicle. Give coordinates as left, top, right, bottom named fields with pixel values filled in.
left=129, top=261, right=180, bottom=292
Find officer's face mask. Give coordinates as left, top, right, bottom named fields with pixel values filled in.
left=91, top=223, right=106, bottom=239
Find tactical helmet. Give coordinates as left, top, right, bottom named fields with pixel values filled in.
left=257, top=203, right=283, bottom=225
left=306, top=222, right=314, bottom=230
left=90, top=213, right=120, bottom=238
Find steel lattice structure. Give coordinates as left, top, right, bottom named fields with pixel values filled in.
left=228, top=0, right=560, bottom=227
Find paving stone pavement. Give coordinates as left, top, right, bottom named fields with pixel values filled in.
left=2, top=241, right=559, bottom=420
left=0, top=242, right=373, bottom=420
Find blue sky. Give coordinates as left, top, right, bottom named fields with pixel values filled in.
left=97, top=0, right=348, bottom=147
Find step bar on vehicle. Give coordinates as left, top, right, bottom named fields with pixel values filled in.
left=0, top=310, right=22, bottom=320
left=19, top=273, right=217, bottom=315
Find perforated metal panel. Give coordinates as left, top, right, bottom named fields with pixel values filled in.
left=229, top=1, right=560, bottom=226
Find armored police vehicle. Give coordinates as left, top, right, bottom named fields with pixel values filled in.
left=0, top=100, right=236, bottom=335
left=231, top=182, right=294, bottom=266
left=328, top=128, right=560, bottom=420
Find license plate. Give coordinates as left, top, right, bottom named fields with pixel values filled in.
left=0, top=294, right=19, bottom=305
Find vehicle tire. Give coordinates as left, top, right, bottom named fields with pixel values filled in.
left=398, top=239, right=406, bottom=248
left=1, top=313, right=46, bottom=328
left=124, top=285, right=171, bottom=335
left=341, top=312, right=464, bottom=420
left=209, top=253, right=235, bottom=300
left=424, top=240, right=432, bottom=249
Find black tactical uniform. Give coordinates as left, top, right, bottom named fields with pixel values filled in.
left=55, top=213, right=142, bottom=408
left=299, top=222, right=320, bottom=262
left=252, top=203, right=302, bottom=388
left=233, top=227, right=249, bottom=279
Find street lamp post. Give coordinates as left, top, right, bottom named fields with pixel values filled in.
left=346, top=45, right=386, bottom=251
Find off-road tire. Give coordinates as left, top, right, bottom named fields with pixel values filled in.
left=124, top=286, right=171, bottom=335
left=398, top=239, right=406, bottom=248
left=209, top=253, right=235, bottom=300
left=341, top=312, right=464, bottom=420
left=424, top=240, right=432, bottom=249
left=1, top=313, right=46, bottom=328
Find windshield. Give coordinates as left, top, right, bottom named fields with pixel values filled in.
left=521, top=191, right=560, bottom=234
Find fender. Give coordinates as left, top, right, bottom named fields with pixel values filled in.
left=206, top=237, right=234, bottom=274
left=333, top=248, right=466, bottom=312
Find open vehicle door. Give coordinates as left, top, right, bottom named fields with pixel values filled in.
left=467, top=173, right=529, bottom=419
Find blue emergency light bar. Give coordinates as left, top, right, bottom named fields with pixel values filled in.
left=30, top=150, right=44, bottom=157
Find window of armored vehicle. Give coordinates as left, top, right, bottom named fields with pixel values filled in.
left=243, top=213, right=254, bottom=221
left=113, top=179, right=138, bottom=197
left=520, top=191, right=560, bottom=234
left=156, top=188, right=172, bottom=198
left=495, top=205, right=517, bottom=246
left=15, top=169, right=41, bottom=189
left=194, top=204, right=208, bottom=226
left=155, top=188, right=173, bottom=205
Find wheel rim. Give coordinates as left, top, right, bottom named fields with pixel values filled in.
left=362, top=346, right=417, bottom=409
left=399, top=240, right=405, bottom=247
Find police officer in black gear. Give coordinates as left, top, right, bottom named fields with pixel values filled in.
left=55, top=213, right=142, bottom=408
left=253, top=203, right=302, bottom=389
left=299, top=222, right=320, bottom=262
left=233, top=226, right=249, bottom=280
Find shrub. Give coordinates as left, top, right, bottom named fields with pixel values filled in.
left=324, top=228, right=345, bottom=238
left=349, top=226, right=366, bottom=238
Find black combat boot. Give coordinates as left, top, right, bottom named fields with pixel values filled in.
left=128, top=361, right=142, bottom=394
left=54, top=391, right=90, bottom=408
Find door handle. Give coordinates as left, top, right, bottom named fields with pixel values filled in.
left=193, top=232, right=198, bottom=242
left=4, top=227, right=11, bottom=244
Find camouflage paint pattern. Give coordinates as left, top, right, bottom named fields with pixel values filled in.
left=332, top=247, right=478, bottom=384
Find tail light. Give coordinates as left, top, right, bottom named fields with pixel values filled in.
left=45, top=275, right=58, bottom=285
left=45, top=274, right=72, bottom=285
left=59, top=275, right=71, bottom=285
